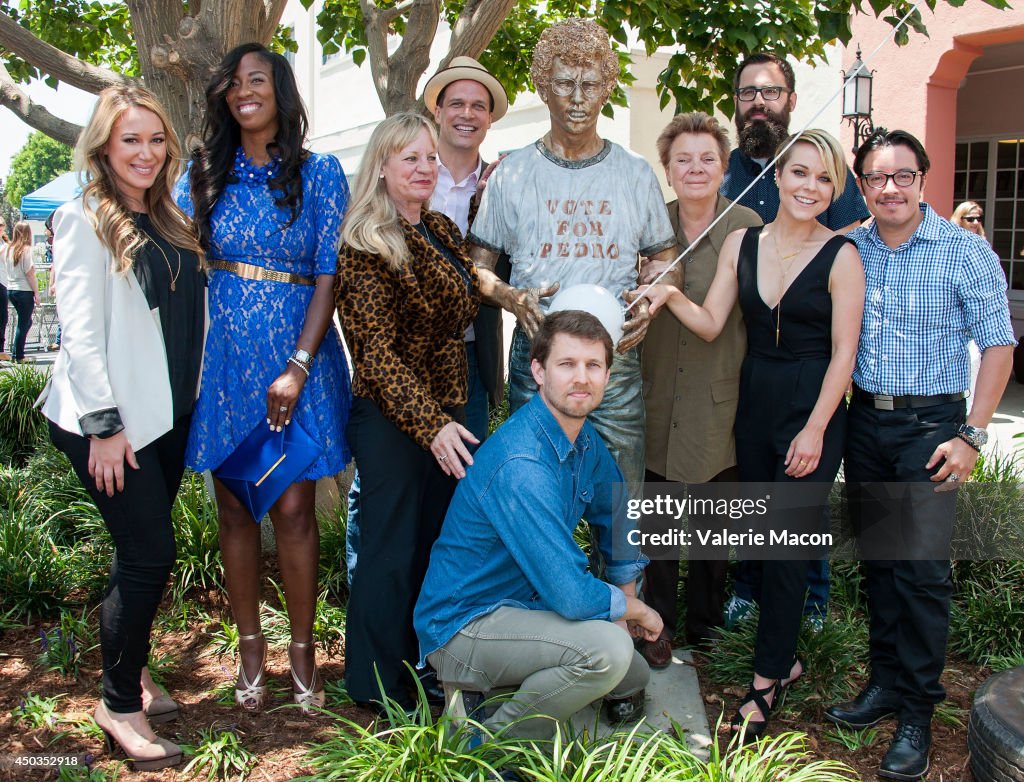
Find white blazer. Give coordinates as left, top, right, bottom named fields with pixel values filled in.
left=38, top=197, right=202, bottom=451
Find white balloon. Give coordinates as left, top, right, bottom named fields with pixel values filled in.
left=547, top=284, right=625, bottom=347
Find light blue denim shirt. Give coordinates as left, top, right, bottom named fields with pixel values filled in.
left=414, top=394, right=648, bottom=664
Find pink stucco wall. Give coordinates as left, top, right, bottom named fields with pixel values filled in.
left=845, top=6, right=1024, bottom=217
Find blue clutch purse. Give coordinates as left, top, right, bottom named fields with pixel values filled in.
left=213, top=419, right=324, bottom=523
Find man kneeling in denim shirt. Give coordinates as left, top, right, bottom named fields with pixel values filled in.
left=414, top=311, right=663, bottom=740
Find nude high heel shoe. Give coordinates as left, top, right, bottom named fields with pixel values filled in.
left=94, top=701, right=182, bottom=772
left=289, top=640, right=325, bottom=714
left=235, top=631, right=268, bottom=712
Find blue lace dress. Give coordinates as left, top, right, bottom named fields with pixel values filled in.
left=176, top=150, right=352, bottom=480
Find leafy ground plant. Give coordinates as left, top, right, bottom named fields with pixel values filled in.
left=0, top=363, right=49, bottom=464
left=11, top=692, right=66, bottom=730
left=37, top=607, right=96, bottom=678
left=182, top=725, right=258, bottom=782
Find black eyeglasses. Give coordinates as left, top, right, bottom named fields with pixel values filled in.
left=964, top=216, right=983, bottom=224
left=736, top=85, right=788, bottom=102
left=859, top=170, right=924, bottom=189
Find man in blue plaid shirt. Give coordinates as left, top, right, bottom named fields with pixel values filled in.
left=825, top=129, right=1015, bottom=781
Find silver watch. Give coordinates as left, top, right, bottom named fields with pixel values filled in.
left=291, top=348, right=314, bottom=367
left=957, top=424, right=988, bottom=450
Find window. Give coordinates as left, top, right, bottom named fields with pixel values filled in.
left=955, top=137, right=1024, bottom=299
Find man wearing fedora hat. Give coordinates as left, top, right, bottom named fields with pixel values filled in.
left=424, top=55, right=510, bottom=446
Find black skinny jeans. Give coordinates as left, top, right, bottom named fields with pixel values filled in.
left=49, top=416, right=189, bottom=713
left=8, top=289, right=33, bottom=360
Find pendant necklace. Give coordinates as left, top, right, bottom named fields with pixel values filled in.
left=770, top=229, right=803, bottom=348
left=142, top=230, right=182, bottom=292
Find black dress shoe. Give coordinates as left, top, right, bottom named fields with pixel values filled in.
left=824, top=683, right=900, bottom=729
left=417, top=667, right=446, bottom=707
left=603, top=690, right=645, bottom=724
left=879, top=722, right=930, bottom=780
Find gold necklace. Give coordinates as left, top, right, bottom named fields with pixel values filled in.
left=142, top=230, right=182, bottom=292
left=769, top=229, right=805, bottom=348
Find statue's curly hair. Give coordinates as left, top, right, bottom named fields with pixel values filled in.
left=531, top=19, right=619, bottom=95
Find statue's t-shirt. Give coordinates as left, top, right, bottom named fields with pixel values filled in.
left=468, top=139, right=675, bottom=308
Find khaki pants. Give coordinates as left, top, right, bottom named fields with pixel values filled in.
left=428, top=606, right=650, bottom=739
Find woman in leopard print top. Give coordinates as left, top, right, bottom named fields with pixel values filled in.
left=335, top=112, right=480, bottom=711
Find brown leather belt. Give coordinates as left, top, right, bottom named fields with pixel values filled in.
left=210, top=260, right=314, bottom=286
left=853, top=384, right=967, bottom=411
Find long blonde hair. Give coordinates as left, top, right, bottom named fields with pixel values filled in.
left=74, top=85, right=203, bottom=274
left=7, top=222, right=32, bottom=266
left=341, top=112, right=438, bottom=270
left=951, top=200, right=986, bottom=240
left=776, top=129, right=847, bottom=202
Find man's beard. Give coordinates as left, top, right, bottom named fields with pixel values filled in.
left=737, top=109, right=790, bottom=159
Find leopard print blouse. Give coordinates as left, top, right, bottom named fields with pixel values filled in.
left=335, top=210, right=480, bottom=450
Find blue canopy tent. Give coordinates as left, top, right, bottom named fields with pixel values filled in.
left=19, top=171, right=82, bottom=219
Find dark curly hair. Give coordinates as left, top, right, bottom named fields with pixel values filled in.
left=190, top=43, right=309, bottom=251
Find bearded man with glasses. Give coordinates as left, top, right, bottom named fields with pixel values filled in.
left=825, top=128, right=1015, bottom=782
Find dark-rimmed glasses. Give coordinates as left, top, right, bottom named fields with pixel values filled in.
left=860, top=170, right=924, bottom=189
left=736, top=85, right=788, bottom=102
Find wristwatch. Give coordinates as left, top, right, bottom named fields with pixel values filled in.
left=291, top=348, right=314, bottom=367
left=956, top=424, right=988, bottom=451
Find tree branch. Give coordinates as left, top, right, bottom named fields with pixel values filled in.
left=0, top=10, right=132, bottom=94
left=381, top=0, right=416, bottom=25
left=360, top=0, right=392, bottom=109
left=0, top=62, right=83, bottom=147
left=447, top=0, right=518, bottom=61
left=386, top=0, right=439, bottom=110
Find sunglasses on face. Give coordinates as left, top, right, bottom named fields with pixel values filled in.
left=964, top=216, right=982, bottom=224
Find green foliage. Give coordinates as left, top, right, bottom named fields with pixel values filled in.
left=4, top=132, right=73, bottom=211
left=307, top=0, right=998, bottom=119
left=0, top=501, right=74, bottom=618
left=823, top=725, right=880, bottom=750
left=949, top=560, right=1024, bottom=666
left=2, top=1, right=137, bottom=87
left=0, top=363, right=49, bottom=465
left=169, top=471, right=224, bottom=607
left=318, top=505, right=350, bottom=601
left=57, top=765, right=120, bottom=782
left=301, top=688, right=858, bottom=781
left=182, top=725, right=258, bottom=782
left=11, top=691, right=66, bottom=730
left=37, top=607, right=95, bottom=678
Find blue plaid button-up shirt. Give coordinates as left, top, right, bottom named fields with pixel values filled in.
left=850, top=203, right=1015, bottom=396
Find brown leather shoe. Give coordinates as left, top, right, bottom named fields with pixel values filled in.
left=640, top=635, right=673, bottom=669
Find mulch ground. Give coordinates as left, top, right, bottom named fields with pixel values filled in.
left=0, top=583, right=985, bottom=781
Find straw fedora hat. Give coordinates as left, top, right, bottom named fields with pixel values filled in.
left=423, top=56, right=509, bottom=120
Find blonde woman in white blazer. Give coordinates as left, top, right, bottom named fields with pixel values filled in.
left=38, top=86, right=205, bottom=773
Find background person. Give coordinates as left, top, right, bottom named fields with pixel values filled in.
left=639, top=112, right=762, bottom=662
left=179, top=42, right=352, bottom=714
left=635, top=129, right=864, bottom=743
left=336, top=112, right=480, bottom=713
left=2, top=221, right=40, bottom=363
left=0, top=226, right=9, bottom=361
left=951, top=200, right=986, bottom=242
left=39, top=85, right=206, bottom=771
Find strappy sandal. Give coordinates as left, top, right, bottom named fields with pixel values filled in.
left=234, top=631, right=268, bottom=712
left=289, top=640, right=325, bottom=715
left=731, top=679, right=782, bottom=744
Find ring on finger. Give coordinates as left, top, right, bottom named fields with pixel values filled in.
left=946, top=472, right=960, bottom=483
left=439, top=455, right=448, bottom=462
left=278, top=405, right=288, bottom=412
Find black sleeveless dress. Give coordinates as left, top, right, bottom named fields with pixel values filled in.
left=734, top=226, right=851, bottom=483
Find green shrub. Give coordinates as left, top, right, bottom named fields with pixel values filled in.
left=169, top=471, right=223, bottom=606
left=37, top=607, right=95, bottom=678
left=182, top=725, right=258, bottom=781
left=0, top=364, right=49, bottom=464
left=949, top=560, right=1024, bottom=665
left=0, top=502, right=73, bottom=618
left=318, top=504, right=350, bottom=601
